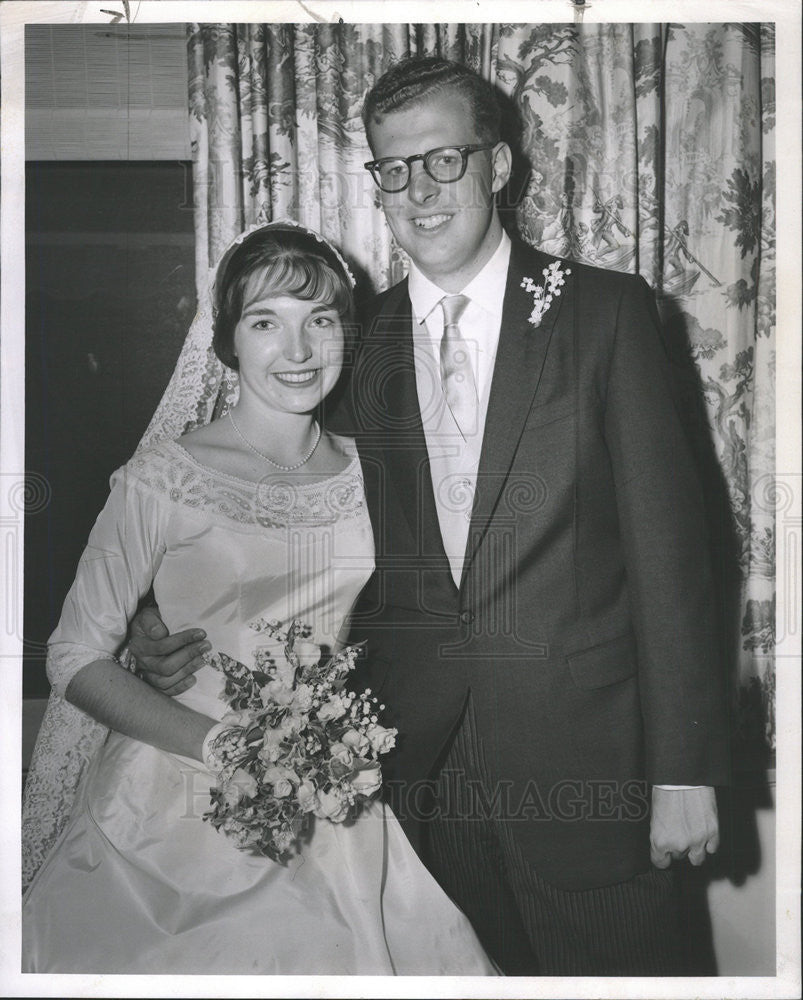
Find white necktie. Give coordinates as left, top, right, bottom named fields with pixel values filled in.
left=439, top=294, right=477, bottom=437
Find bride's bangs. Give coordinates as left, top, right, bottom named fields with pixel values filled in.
left=245, top=254, right=351, bottom=316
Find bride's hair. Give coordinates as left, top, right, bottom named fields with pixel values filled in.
left=213, top=226, right=355, bottom=372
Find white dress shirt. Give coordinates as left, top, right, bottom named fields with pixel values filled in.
left=409, top=232, right=511, bottom=586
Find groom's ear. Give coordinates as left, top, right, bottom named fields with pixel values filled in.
left=491, top=142, right=513, bottom=194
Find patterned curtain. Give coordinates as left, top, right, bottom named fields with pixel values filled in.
left=184, top=22, right=775, bottom=760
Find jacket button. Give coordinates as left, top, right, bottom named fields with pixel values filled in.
left=460, top=610, right=474, bottom=625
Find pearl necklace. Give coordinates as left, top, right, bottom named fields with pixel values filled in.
left=228, top=411, right=322, bottom=472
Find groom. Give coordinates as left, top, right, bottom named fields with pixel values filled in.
left=132, top=57, right=729, bottom=975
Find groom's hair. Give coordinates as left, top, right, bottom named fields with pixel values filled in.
left=362, top=56, right=502, bottom=149
left=213, top=227, right=354, bottom=372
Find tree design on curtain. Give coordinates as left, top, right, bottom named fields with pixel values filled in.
left=182, top=21, right=776, bottom=762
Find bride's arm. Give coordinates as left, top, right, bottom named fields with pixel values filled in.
left=65, top=659, right=215, bottom=761
left=46, top=454, right=217, bottom=761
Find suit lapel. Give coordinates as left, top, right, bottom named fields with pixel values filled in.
left=462, top=240, right=571, bottom=580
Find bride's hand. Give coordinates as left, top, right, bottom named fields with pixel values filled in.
left=129, top=606, right=210, bottom=695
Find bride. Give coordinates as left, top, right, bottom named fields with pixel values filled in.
left=21, top=222, right=495, bottom=976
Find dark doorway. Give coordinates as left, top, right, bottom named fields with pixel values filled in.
left=24, top=161, right=196, bottom=698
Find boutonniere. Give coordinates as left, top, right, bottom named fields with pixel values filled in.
left=520, top=260, right=571, bottom=328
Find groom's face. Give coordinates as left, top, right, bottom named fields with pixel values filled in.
left=367, top=89, right=511, bottom=293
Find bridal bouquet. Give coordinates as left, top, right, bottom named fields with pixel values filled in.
left=201, top=619, right=396, bottom=862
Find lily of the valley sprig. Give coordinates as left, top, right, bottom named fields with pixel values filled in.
left=521, top=260, right=571, bottom=328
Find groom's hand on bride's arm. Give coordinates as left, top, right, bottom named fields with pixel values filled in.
left=649, top=786, right=719, bottom=869
left=129, top=606, right=210, bottom=696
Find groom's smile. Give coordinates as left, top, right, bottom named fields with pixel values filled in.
left=411, top=212, right=454, bottom=232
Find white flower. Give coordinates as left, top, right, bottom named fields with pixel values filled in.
left=273, top=828, right=296, bottom=853
left=317, top=694, right=349, bottom=722
left=273, top=778, right=293, bottom=798
left=222, top=767, right=258, bottom=806
left=341, top=728, right=370, bottom=756
left=260, top=678, right=295, bottom=707
left=252, top=647, right=275, bottom=671
left=292, top=683, right=314, bottom=712
left=223, top=818, right=255, bottom=849
left=258, top=740, right=282, bottom=765
left=273, top=656, right=297, bottom=690
left=297, top=779, right=319, bottom=813
left=259, top=717, right=298, bottom=760
left=366, top=723, right=397, bottom=755
left=315, top=788, right=350, bottom=823
left=265, top=764, right=296, bottom=798
left=263, top=724, right=285, bottom=749
left=349, top=762, right=382, bottom=798
left=330, top=645, right=358, bottom=675
left=520, top=260, right=571, bottom=328
left=282, top=712, right=305, bottom=736
left=248, top=616, right=277, bottom=634
left=329, top=741, right=354, bottom=768
left=294, top=640, right=321, bottom=668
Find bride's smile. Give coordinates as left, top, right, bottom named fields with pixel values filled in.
left=272, top=368, right=321, bottom=385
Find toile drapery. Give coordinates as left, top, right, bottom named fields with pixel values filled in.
left=180, top=22, right=776, bottom=760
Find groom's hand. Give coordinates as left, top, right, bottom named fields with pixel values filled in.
left=129, top=606, right=210, bottom=696
left=650, top=786, right=719, bottom=868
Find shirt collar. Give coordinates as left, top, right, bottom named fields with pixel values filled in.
left=408, top=230, right=512, bottom=326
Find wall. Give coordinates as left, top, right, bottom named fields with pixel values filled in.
left=707, top=780, right=776, bottom=975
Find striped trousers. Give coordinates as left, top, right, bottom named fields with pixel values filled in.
left=422, top=697, right=684, bottom=976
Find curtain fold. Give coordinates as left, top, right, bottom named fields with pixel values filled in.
left=183, top=21, right=776, bottom=760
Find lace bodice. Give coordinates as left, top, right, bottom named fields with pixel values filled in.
left=128, top=441, right=366, bottom=528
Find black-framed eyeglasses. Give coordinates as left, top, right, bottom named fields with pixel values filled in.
left=364, top=144, right=496, bottom=193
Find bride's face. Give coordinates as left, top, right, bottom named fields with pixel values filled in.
left=233, top=283, right=345, bottom=416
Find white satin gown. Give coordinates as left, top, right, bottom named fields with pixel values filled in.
left=22, top=439, right=495, bottom=975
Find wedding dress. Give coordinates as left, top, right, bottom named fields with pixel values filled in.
left=22, top=438, right=495, bottom=975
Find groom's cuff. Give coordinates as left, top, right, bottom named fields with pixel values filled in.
left=654, top=784, right=705, bottom=790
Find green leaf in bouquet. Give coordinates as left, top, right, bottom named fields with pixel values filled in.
left=243, top=720, right=265, bottom=742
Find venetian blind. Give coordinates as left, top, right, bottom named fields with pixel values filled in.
left=25, top=23, right=191, bottom=160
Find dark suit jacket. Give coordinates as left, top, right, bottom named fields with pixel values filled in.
left=333, top=237, right=729, bottom=890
